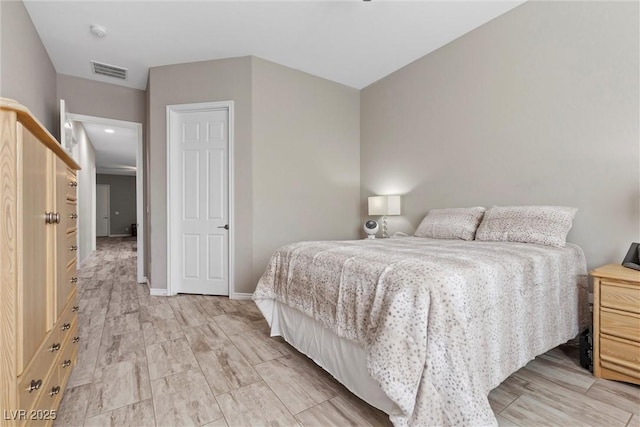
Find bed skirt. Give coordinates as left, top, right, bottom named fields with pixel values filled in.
left=255, top=298, right=397, bottom=414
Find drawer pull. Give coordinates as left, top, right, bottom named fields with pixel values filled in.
left=49, top=386, right=61, bottom=396
left=69, top=181, right=78, bottom=187
left=27, top=379, right=42, bottom=393
left=70, top=277, right=78, bottom=284
left=70, top=213, right=78, bottom=219
left=70, top=245, right=78, bottom=251
left=72, top=306, right=79, bottom=312
left=72, top=336, right=80, bottom=344
left=61, top=360, right=71, bottom=368
left=61, top=323, right=71, bottom=331
left=49, top=343, right=61, bottom=352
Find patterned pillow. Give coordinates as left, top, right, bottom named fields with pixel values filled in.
left=475, top=205, right=578, bottom=247
left=414, top=207, right=486, bottom=241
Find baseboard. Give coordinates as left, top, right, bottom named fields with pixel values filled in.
left=149, top=288, right=168, bottom=296
left=230, top=292, right=253, bottom=300
left=109, top=234, right=131, bottom=237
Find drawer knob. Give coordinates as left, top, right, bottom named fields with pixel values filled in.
left=70, top=213, right=78, bottom=219
left=71, top=306, right=79, bottom=312
left=49, top=343, right=61, bottom=352
left=61, top=323, right=71, bottom=331
left=69, top=181, right=78, bottom=187
left=27, top=379, right=42, bottom=393
left=49, top=386, right=61, bottom=396
left=70, top=277, right=78, bottom=284
left=70, top=245, right=78, bottom=252
left=72, top=336, right=80, bottom=344
left=61, top=359, right=71, bottom=368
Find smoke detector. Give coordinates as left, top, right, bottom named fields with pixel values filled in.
left=90, top=25, right=108, bottom=38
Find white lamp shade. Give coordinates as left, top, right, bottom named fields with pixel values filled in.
left=368, top=195, right=401, bottom=216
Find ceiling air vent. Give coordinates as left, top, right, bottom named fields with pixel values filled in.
left=90, top=60, right=128, bottom=80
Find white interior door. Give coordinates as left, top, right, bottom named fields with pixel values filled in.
left=168, top=106, right=229, bottom=295
left=96, top=184, right=110, bottom=237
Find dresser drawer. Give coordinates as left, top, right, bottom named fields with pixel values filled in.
left=600, top=308, right=640, bottom=342
left=66, top=168, right=77, bottom=199
left=56, top=257, right=78, bottom=310
left=58, top=295, right=78, bottom=344
left=27, top=365, right=64, bottom=427
left=57, top=320, right=78, bottom=390
left=65, top=198, right=78, bottom=233
left=600, top=333, right=640, bottom=379
left=16, top=331, right=60, bottom=413
left=66, top=229, right=78, bottom=261
left=64, top=259, right=79, bottom=299
left=601, top=280, right=640, bottom=314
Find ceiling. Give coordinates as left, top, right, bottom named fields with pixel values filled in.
left=24, top=0, right=525, bottom=91
left=81, top=122, right=137, bottom=175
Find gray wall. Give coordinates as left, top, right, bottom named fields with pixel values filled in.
left=57, top=74, right=145, bottom=124
left=360, top=1, right=639, bottom=269
left=72, top=122, right=96, bottom=265
left=148, top=56, right=361, bottom=293
left=148, top=57, right=253, bottom=292
left=96, top=174, right=137, bottom=236
left=251, top=57, right=361, bottom=285
left=0, top=0, right=57, bottom=134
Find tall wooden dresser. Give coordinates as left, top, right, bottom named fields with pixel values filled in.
left=0, top=98, right=81, bottom=425
left=591, top=263, right=640, bottom=385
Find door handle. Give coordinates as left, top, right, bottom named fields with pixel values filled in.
left=217, top=224, right=229, bottom=230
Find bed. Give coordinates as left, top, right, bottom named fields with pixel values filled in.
left=252, top=236, right=588, bottom=426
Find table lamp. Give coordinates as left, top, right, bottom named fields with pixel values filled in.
left=368, top=195, right=401, bottom=238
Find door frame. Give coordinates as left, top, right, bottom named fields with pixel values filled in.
left=67, top=113, right=145, bottom=284
left=96, top=184, right=111, bottom=237
left=166, top=101, right=235, bottom=298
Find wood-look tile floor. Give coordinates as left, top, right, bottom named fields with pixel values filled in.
left=56, top=237, right=640, bottom=427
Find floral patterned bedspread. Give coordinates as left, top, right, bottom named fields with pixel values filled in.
left=252, top=237, right=587, bottom=426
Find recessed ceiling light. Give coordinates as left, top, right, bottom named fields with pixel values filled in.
left=104, top=129, right=115, bottom=134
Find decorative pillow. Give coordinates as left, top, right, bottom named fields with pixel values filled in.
left=475, top=205, right=577, bottom=247
left=414, top=207, right=486, bottom=241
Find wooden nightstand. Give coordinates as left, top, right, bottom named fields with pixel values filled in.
left=591, top=264, right=640, bottom=384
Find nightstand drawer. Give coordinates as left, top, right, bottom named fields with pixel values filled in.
left=600, top=333, right=640, bottom=378
left=600, top=308, right=640, bottom=342
left=601, top=281, right=640, bottom=314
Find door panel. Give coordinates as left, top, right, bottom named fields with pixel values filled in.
left=96, top=185, right=109, bottom=237
left=207, top=149, right=225, bottom=220
left=19, top=125, right=50, bottom=373
left=183, top=150, right=200, bottom=220
left=169, top=107, right=229, bottom=295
